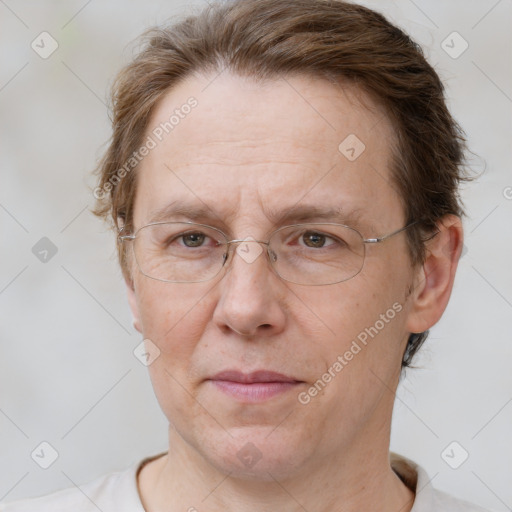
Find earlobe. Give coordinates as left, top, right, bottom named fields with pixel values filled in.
left=405, top=215, right=464, bottom=334
left=125, top=275, right=143, bottom=334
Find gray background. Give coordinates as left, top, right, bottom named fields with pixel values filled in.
left=1, top=0, right=511, bottom=509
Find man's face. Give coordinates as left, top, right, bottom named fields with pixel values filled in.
left=127, top=71, right=418, bottom=479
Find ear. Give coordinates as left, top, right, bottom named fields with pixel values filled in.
left=125, top=274, right=143, bottom=334
left=405, top=214, right=464, bottom=334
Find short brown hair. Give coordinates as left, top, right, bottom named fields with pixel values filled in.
left=92, top=0, right=473, bottom=369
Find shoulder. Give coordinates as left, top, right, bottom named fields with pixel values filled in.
left=0, top=476, right=111, bottom=512
left=0, top=468, right=137, bottom=512
left=0, top=453, right=166, bottom=512
left=431, top=488, right=494, bottom=512
left=390, top=452, right=496, bottom=512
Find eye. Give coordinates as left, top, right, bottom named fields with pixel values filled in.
left=162, top=230, right=216, bottom=249
left=146, top=223, right=226, bottom=253
left=179, top=231, right=208, bottom=248
left=299, top=231, right=338, bottom=249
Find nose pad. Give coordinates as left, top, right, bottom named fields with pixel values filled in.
left=269, top=248, right=278, bottom=262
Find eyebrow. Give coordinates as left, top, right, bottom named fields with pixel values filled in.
left=147, top=199, right=365, bottom=232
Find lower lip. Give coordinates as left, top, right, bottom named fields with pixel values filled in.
left=210, top=380, right=300, bottom=402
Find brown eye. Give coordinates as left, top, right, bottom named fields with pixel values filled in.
left=301, top=231, right=337, bottom=248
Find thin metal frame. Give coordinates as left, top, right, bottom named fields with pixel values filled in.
left=118, top=220, right=420, bottom=285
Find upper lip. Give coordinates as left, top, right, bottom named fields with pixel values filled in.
left=209, top=370, right=301, bottom=384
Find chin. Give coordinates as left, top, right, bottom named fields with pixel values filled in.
left=193, top=423, right=314, bottom=481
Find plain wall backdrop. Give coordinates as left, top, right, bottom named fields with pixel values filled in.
left=1, top=0, right=511, bottom=509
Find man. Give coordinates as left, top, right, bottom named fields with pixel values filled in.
left=1, top=0, right=492, bottom=510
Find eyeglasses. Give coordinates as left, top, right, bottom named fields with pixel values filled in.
left=118, top=220, right=417, bottom=286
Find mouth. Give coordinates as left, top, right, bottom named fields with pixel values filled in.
left=207, top=370, right=304, bottom=402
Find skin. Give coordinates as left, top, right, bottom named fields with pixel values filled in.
left=124, top=70, right=463, bottom=512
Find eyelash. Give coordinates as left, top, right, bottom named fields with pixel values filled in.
left=171, top=230, right=340, bottom=249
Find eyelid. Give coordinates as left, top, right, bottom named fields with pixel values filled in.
left=151, top=220, right=360, bottom=241
left=179, top=223, right=229, bottom=243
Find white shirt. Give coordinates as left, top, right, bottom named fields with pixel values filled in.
left=0, top=452, right=494, bottom=511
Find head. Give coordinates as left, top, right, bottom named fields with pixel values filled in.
left=92, top=0, right=470, bottom=480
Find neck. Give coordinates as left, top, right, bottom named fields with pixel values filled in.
left=138, top=423, right=415, bottom=512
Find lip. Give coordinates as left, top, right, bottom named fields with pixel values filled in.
left=208, top=370, right=303, bottom=402
left=210, top=370, right=299, bottom=384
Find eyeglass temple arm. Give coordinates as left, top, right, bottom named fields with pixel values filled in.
left=118, top=226, right=134, bottom=242
left=362, top=221, right=419, bottom=244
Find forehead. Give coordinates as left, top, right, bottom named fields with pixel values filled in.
left=151, top=71, right=393, bottom=152
left=133, top=70, right=402, bottom=231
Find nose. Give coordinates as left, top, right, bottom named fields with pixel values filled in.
left=212, top=239, right=286, bottom=338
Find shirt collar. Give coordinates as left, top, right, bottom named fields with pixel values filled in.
left=128, top=451, right=435, bottom=511
left=391, top=451, right=436, bottom=511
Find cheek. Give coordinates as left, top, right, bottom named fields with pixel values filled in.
left=292, top=280, right=407, bottom=434
left=298, top=268, right=409, bottom=369
left=135, top=279, right=209, bottom=346
left=133, top=279, right=217, bottom=412
left=135, top=280, right=211, bottom=425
